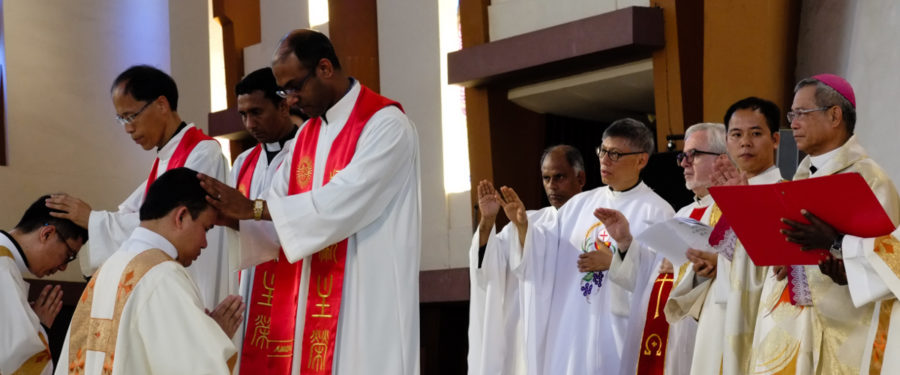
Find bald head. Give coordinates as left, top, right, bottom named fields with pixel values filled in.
left=270, top=29, right=348, bottom=119
left=541, top=145, right=585, bottom=208
left=273, top=29, right=342, bottom=71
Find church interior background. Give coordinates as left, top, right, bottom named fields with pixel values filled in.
left=2, top=0, right=900, bottom=373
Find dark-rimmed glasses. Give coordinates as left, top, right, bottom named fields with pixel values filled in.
left=676, top=149, right=720, bottom=165
left=596, top=146, right=645, bottom=162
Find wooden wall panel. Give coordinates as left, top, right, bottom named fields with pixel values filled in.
left=329, top=0, right=380, bottom=93
left=704, top=0, right=800, bottom=125
left=650, top=0, right=703, bottom=152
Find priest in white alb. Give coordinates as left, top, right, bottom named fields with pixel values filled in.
left=507, top=118, right=674, bottom=374
left=56, top=168, right=244, bottom=375
left=226, top=67, right=300, bottom=373
left=1, top=196, right=88, bottom=375
left=199, top=29, right=421, bottom=375
left=45, top=65, right=234, bottom=312
left=613, top=121, right=725, bottom=375
left=467, top=145, right=585, bottom=375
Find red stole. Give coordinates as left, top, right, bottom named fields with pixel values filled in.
left=636, top=272, right=675, bottom=375
left=635, top=205, right=705, bottom=374
left=238, top=144, right=305, bottom=374
left=688, top=206, right=707, bottom=221
left=144, top=126, right=213, bottom=199
left=287, top=85, right=402, bottom=374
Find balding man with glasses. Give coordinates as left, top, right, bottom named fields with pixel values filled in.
left=45, top=65, right=234, bottom=313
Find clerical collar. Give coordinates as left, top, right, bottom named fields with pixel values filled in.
left=320, top=78, right=358, bottom=125
left=748, top=165, right=781, bottom=185
left=611, top=180, right=642, bottom=193
left=808, top=145, right=841, bottom=176
left=157, top=121, right=188, bottom=151
left=694, top=194, right=713, bottom=206
left=0, top=230, right=29, bottom=269
left=264, top=125, right=299, bottom=163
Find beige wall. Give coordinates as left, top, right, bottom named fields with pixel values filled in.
left=378, top=0, right=472, bottom=269
left=0, top=0, right=172, bottom=281
left=796, top=0, right=900, bottom=186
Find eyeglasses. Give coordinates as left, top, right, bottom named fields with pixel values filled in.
left=56, top=233, right=78, bottom=264
left=786, top=106, right=831, bottom=123
left=276, top=70, right=316, bottom=99
left=676, top=149, right=721, bottom=165
left=596, top=146, right=645, bottom=162
left=115, top=100, right=154, bottom=126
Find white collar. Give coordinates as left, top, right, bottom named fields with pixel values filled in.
left=128, top=227, right=178, bottom=260
left=748, top=165, right=782, bottom=185
left=808, top=145, right=842, bottom=176
left=321, top=80, right=360, bottom=126
left=264, top=141, right=282, bottom=152
left=694, top=193, right=714, bottom=207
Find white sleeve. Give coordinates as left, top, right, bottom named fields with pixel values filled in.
left=0, top=270, right=49, bottom=374
left=267, top=109, right=417, bottom=262
left=843, top=234, right=892, bottom=306
left=608, top=240, right=650, bottom=292
left=138, top=270, right=236, bottom=374
left=84, top=186, right=144, bottom=275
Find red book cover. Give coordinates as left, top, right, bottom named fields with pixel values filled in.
left=709, top=173, right=895, bottom=266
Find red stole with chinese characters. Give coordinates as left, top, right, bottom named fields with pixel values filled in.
left=288, top=85, right=402, bottom=374
left=144, top=126, right=214, bottom=199
left=239, top=144, right=305, bottom=374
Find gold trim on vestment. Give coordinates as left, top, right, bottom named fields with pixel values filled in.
left=67, top=249, right=174, bottom=374
left=12, top=332, right=51, bottom=375
left=0, top=246, right=13, bottom=259
left=869, top=301, right=893, bottom=374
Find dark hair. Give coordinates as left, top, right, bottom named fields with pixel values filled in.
left=111, top=65, right=179, bottom=111
left=541, top=145, right=585, bottom=173
left=276, top=29, right=342, bottom=71
left=236, top=67, right=284, bottom=106
left=602, top=118, right=655, bottom=154
left=139, top=168, right=211, bottom=221
left=15, top=195, right=88, bottom=243
left=723, top=96, right=781, bottom=134
left=794, top=78, right=857, bottom=134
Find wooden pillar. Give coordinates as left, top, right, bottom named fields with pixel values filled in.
left=459, top=0, right=493, bottom=223
left=329, top=0, right=380, bottom=93
left=703, top=0, right=800, bottom=125
left=650, top=0, right=703, bottom=152
left=212, top=0, right=261, bottom=109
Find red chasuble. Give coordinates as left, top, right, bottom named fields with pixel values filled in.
left=144, top=126, right=214, bottom=198
left=286, top=85, right=402, bottom=375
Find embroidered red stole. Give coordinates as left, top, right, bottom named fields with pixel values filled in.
left=636, top=272, right=676, bottom=375
left=287, top=85, right=402, bottom=374
left=144, top=126, right=214, bottom=198
left=238, top=144, right=305, bottom=374
left=636, top=206, right=707, bottom=374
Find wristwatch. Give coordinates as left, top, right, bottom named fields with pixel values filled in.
left=253, top=199, right=264, bottom=221
left=829, top=234, right=844, bottom=259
